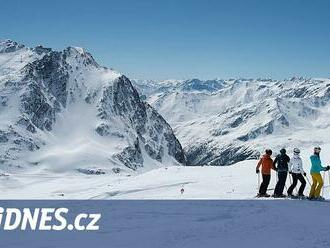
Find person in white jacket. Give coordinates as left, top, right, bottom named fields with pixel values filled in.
left=287, top=148, right=307, bottom=197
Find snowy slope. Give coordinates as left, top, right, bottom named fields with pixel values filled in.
left=133, top=77, right=330, bottom=166
left=1, top=144, right=330, bottom=199
left=2, top=39, right=330, bottom=202
left=0, top=40, right=185, bottom=175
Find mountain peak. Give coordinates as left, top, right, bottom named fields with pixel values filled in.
left=33, top=45, right=52, bottom=55
left=64, top=46, right=99, bottom=67
left=0, top=40, right=185, bottom=172
left=0, top=39, right=25, bottom=53
left=67, top=46, right=85, bottom=54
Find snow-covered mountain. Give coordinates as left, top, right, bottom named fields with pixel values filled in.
left=2, top=39, right=330, bottom=173
left=133, top=78, right=227, bottom=96
left=133, top=77, right=330, bottom=166
left=0, top=39, right=186, bottom=174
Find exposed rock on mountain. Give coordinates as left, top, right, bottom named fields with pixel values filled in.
left=0, top=40, right=185, bottom=173
left=133, top=77, right=330, bottom=166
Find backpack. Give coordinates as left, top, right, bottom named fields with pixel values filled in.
left=276, top=154, right=290, bottom=171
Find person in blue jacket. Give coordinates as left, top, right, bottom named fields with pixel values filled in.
left=308, top=146, right=330, bottom=200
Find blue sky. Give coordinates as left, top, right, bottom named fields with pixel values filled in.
left=1, top=0, right=330, bottom=80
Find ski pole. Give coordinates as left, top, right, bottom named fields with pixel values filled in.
left=304, top=174, right=312, bottom=187
left=293, top=174, right=298, bottom=195
left=322, top=171, right=326, bottom=197
left=328, top=170, right=330, bottom=188
left=284, top=172, right=288, bottom=192
left=288, top=173, right=292, bottom=194
left=288, top=173, right=292, bottom=185
left=284, top=172, right=292, bottom=192
left=288, top=173, right=297, bottom=195
left=257, top=173, right=260, bottom=191
left=284, top=182, right=288, bottom=192
left=295, top=174, right=299, bottom=195
left=275, top=172, right=279, bottom=196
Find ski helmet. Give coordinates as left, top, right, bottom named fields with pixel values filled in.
left=265, top=149, right=272, bottom=155
left=293, top=148, right=300, bottom=154
left=314, top=146, right=321, bottom=153
left=280, top=148, right=286, bottom=154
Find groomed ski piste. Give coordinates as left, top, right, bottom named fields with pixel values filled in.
left=1, top=143, right=330, bottom=200
left=2, top=160, right=330, bottom=200
left=1, top=161, right=330, bottom=248
left=1, top=146, right=330, bottom=248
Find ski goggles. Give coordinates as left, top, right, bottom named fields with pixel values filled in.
left=314, top=147, right=321, bottom=151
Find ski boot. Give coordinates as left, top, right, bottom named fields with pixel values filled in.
left=297, top=194, right=306, bottom=200
left=287, top=193, right=295, bottom=199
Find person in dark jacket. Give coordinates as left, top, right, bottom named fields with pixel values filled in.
left=273, top=148, right=290, bottom=198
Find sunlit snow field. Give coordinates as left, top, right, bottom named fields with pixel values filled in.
left=1, top=153, right=330, bottom=200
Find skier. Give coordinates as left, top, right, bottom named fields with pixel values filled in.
left=273, top=148, right=290, bottom=198
left=287, top=148, right=306, bottom=198
left=308, top=146, right=330, bottom=201
left=256, top=149, right=275, bottom=197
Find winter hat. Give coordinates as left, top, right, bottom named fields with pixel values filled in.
left=280, top=148, right=286, bottom=154
left=265, top=149, right=272, bottom=155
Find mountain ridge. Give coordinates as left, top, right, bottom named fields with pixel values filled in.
left=0, top=40, right=186, bottom=174
left=133, top=77, right=330, bottom=166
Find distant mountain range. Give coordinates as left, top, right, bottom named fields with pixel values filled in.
left=1, top=39, right=330, bottom=175
left=133, top=77, right=330, bottom=165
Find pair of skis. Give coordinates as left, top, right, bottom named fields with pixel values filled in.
left=256, top=171, right=330, bottom=201
left=255, top=194, right=329, bottom=202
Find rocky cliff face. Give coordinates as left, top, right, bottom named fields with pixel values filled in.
left=133, top=77, right=330, bottom=166
left=0, top=40, right=185, bottom=173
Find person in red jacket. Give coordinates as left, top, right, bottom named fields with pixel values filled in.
left=256, top=149, right=276, bottom=197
